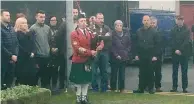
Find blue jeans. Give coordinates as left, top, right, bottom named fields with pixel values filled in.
left=92, top=51, right=109, bottom=91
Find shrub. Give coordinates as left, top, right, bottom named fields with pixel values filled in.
left=1, top=85, right=51, bottom=104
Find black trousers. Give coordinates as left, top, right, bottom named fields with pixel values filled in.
left=35, top=57, right=50, bottom=88
left=138, top=57, right=154, bottom=91
left=172, top=54, right=188, bottom=89
left=48, top=66, right=58, bottom=87
left=58, top=54, right=66, bottom=88
left=47, top=55, right=59, bottom=88
left=110, top=59, right=125, bottom=90
left=153, top=57, right=162, bottom=89
left=1, top=61, right=15, bottom=89
left=15, top=53, right=37, bottom=86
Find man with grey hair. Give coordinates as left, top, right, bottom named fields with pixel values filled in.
left=150, top=16, right=163, bottom=92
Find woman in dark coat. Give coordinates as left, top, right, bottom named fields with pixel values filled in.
left=110, top=20, right=132, bottom=93
left=15, top=17, right=37, bottom=86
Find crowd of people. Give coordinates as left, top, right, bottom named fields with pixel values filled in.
left=1, top=8, right=194, bottom=104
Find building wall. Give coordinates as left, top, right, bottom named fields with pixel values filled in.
left=139, top=1, right=176, bottom=11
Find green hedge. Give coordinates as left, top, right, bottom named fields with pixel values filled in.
left=1, top=85, right=51, bottom=104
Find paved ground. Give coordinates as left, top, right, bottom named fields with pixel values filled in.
left=125, top=60, right=194, bottom=92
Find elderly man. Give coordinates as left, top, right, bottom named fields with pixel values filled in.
left=170, top=16, right=191, bottom=93
left=133, top=15, right=160, bottom=94
left=110, top=20, right=131, bottom=93
left=150, top=16, right=163, bottom=92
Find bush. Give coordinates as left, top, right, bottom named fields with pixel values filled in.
left=1, top=85, right=51, bottom=104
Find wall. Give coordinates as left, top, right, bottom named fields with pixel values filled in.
left=80, top=1, right=139, bottom=28
left=139, top=1, right=176, bottom=11
left=1, top=1, right=66, bottom=25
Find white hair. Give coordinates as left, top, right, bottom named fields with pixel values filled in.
left=150, top=16, right=157, bottom=22
left=114, top=20, right=123, bottom=26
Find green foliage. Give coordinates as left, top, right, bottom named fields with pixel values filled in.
left=1, top=85, right=51, bottom=104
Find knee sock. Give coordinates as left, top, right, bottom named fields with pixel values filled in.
left=75, top=84, right=82, bottom=102
left=81, top=84, right=89, bottom=101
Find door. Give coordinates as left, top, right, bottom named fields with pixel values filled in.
left=180, top=4, right=194, bottom=30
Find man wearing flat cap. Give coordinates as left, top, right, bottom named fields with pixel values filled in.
left=170, top=15, right=191, bottom=93
left=69, top=13, right=104, bottom=104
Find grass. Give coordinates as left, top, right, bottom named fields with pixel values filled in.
left=50, top=91, right=194, bottom=104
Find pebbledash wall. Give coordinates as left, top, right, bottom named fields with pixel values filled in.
left=139, top=1, right=176, bottom=11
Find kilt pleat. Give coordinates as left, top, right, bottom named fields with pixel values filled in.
left=69, top=62, right=92, bottom=84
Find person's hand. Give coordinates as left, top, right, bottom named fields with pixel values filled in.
left=96, top=46, right=103, bottom=51
left=78, top=47, right=86, bottom=54
left=152, top=57, right=157, bottom=61
left=91, top=50, right=97, bottom=56
left=11, top=55, right=17, bottom=62
left=116, top=55, right=121, bottom=60
left=30, top=53, right=34, bottom=58
left=135, top=56, right=139, bottom=61
left=51, top=48, right=58, bottom=53
left=175, top=50, right=181, bottom=55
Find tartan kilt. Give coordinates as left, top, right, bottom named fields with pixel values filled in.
left=69, top=62, right=92, bottom=84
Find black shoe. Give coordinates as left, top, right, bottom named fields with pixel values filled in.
left=170, top=88, right=178, bottom=92
left=81, top=96, right=91, bottom=104
left=1, top=84, right=7, bottom=90
left=183, top=89, right=188, bottom=93
left=155, top=88, right=163, bottom=92
left=76, top=96, right=82, bottom=104
left=148, top=89, right=155, bottom=94
left=133, top=89, right=144, bottom=93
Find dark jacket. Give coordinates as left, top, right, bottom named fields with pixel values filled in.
left=111, top=29, right=131, bottom=61
left=50, top=26, right=58, bottom=48
left=135, top=27, right=161, bottom=58
left=17, top=31, right=35, bottom=56
left=56, top=21, right=66, bottom=56
left=94, top=24, right=112, bottom=51
left=1, top=23, right=19, bottom=62
left=191, top=25, right=194, bottom=63
left=170, top=24, right=191, bottom=56
left=16, top=31, right=37, bottom=77
left=154, top=27, right=165, bottom=58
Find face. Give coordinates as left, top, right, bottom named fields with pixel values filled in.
left=77, top=18, right=87, bottom=29
left=96, top=14, right=104, bottom=25
left=89, top=16, right=96, bottom=25
left=115, top=23, right=123, bottom=32
left=176, top=19, right=184, bottom=26
left=142, top=15, right=151, bottom=28
left=36, top=13, right=45, bottom=24
left=151, top=20, right=157, bottom=28
left=73, top=9, right=78, bottom=19
left=1, top=11, right=10, bottom=23
left=20, top=19, right=28, bottom=31
left=50, top=17, right=57, bottom=26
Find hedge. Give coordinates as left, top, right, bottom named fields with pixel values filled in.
left=1, top=85, right=51, bottom=104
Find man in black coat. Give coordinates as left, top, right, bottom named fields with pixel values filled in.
left=170, top=15, right=191, bottom=93
left=133, top=15, right=160, bottom=94
left=56, top=8, right=79, bottom=89
left=150, top=16, right=163, bottom=92
left=1, top=9, right=19, bottom=89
